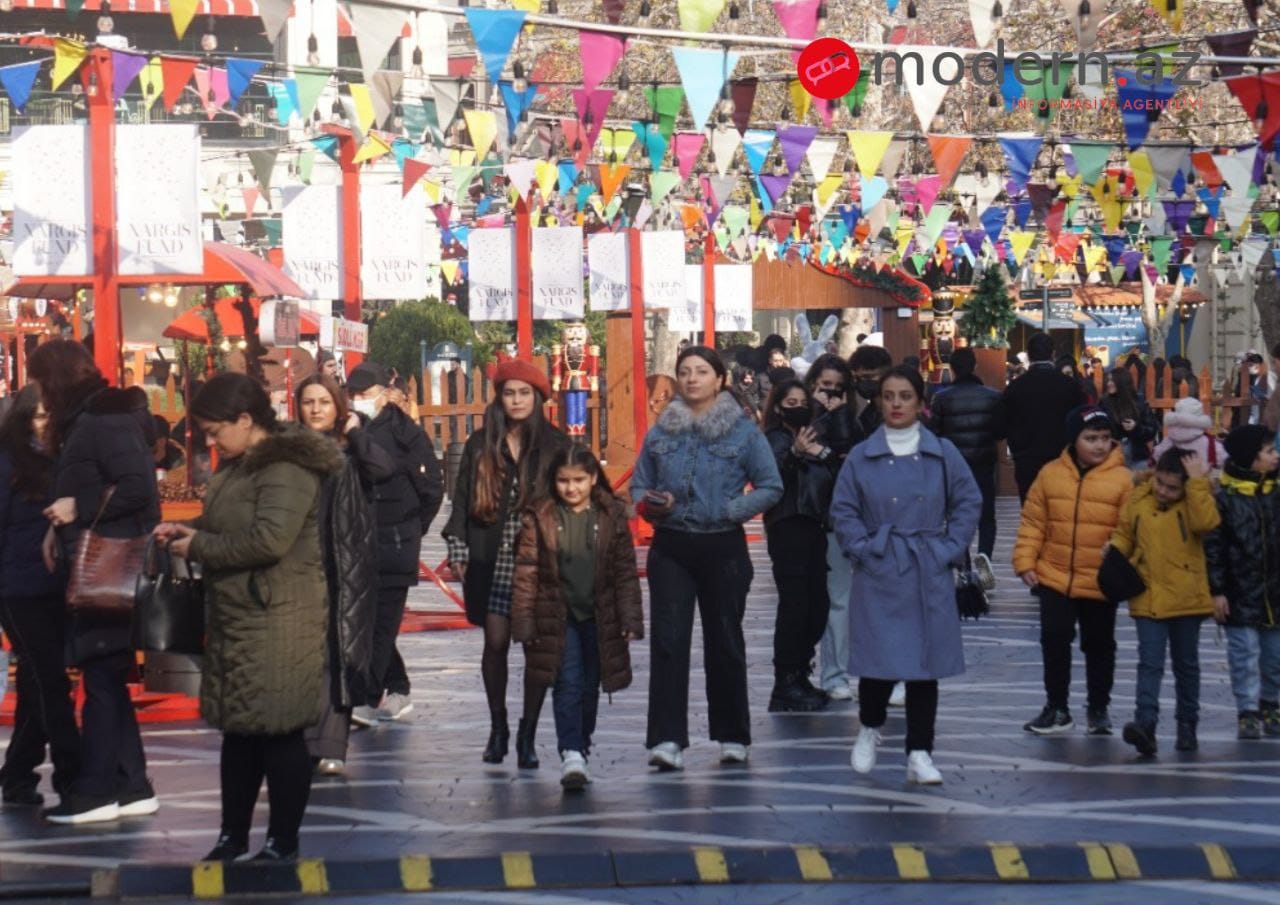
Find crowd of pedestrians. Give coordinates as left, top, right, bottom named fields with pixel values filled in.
left=2, top=331, right=1279, bottom=864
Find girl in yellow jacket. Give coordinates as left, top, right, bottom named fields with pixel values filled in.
left=1014, top=406, right=1134, bottom=736
left=1110, top=449, right=1220, bottom=756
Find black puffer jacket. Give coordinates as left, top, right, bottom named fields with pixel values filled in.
left=1002, top=363, right=1085, bottom=463
left=763, top=427, right=840, bottom=530
left=812, top=405, right=866, bottom=458
left=929, top=375, right=1007, bottom=470
left=1204, top=463, right=1280, bottom=629
left=362, top=405, right=444, bottom=588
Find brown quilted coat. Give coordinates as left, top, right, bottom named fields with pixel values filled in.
left=511, top=491, right=644, bottom=692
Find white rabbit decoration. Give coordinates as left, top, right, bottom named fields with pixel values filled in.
left=790, top=313, right=839, bottom=379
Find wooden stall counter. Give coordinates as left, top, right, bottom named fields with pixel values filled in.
left=160, top=501, right=203, bottom=521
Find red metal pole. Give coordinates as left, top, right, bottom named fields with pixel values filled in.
left=87, top=49, right=122, bottom=386
left=628, top=227, right=647, bottom=454
left=702, top=231, right=716, bottom=348
left=328, top=126, right=363, bottom=371
left=515, top=194, right=533, bottom=359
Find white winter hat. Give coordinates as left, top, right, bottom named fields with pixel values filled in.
left=1164, top=396, right=1211, bottom=434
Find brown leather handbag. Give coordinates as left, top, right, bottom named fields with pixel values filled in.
left=66, top=487, right=149, bottom=614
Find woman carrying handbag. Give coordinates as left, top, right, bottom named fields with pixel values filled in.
left=28, top=340, right=160, bottom=825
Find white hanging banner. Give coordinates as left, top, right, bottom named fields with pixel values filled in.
left=588, top=231, right=630, bottom=312
left=116, top=124, right=203, bottom=276
left=641, top=230, right=686, bottom=309
left=667, top=263, right=704, bottom=332
left=12, top=125, right=92, bottom=276
left=282, top=185, right=344, bottom=300
left=360, top=183, right=427, bottom=300
left=714, top=264, right=753, bottom=331
left=531, top=226, right=584, bottom=319
left=468, top=227, right=517, bottom=321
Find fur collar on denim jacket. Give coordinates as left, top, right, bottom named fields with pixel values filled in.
left=656, top=390, right=744, bottom=441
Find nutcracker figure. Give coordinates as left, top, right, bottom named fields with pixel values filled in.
left=922, top=290, right=964, bottom=386
left=551, top=319, right=600, bottom=439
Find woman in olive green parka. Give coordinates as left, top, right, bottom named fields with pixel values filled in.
left=156, top=373, right=341, bottom=864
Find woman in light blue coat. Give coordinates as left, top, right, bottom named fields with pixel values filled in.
left=830, top=366, right=980, bottom=785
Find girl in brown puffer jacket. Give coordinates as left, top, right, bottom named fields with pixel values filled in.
left=511, top=446, right=643, bottom=791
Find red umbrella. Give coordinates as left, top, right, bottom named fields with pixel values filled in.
left=162, top=296, right=320, bottom=342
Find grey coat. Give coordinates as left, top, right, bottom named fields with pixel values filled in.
left=830, top=426, right=981, bottom=681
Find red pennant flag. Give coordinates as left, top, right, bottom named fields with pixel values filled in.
left=1190, top=151, right=1223, bottom=191
left=1055, top=229, right=1081, bottom=262
left=1225, top=72, right=1280, bottom=148
left=796, top=205, right=812, bottom=238
left=768, top=215, right=794, bottom=243
left=560, top=117, right=589, bottom=169
left=160, top=55, right=199, bottom=112
left=1044, top=199, right=1067, bottom=240
left=926, top=136, right=972, bottom=189
left=402, top=158, right=432, bottom=197
left=242, top=187, right=260, bottom=218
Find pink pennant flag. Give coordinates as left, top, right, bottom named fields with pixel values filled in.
left=772, top=0, right=821, bottom=62
left=211, top=67, right=230, bottom=107
left=571, top=89, right=613, bottom=156
left=242, top=187, right=260, bottom=217
left=579, top=31, right=626, bottom=94
left=816, top=97, right=838, bottom=129
left=672, top=132, right=706, bottom=180
left=479, top=213, right=505, bottom=227
left=915, top=175, right=941, bottom=214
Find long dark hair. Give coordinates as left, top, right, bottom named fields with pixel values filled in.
left=26, top=339, right=104, bottom=450
left=294, top=373, right=349, bottom=441
left=0, top=385, right=52, bottom=501
left=804, top=353, right=851, bottom=395
left=545, top=443, right=612, bottom=503
left=190, top=372, right=277, bottom=429
left=472, top=387, right=549, bottom=525
left=1104, top=367, right=1140, bottom=423
left=879, top=364, right=927, bottom=405
left=762, top=378, right=810, bottom=432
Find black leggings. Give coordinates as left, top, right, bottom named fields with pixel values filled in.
left=481, top=614, right=546, bottom=726
left=859, top=678, right=939, bottom=753
left=220, top=731, right=312, bottom=850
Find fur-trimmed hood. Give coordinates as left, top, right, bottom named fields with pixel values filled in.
left=656, top=390, right=745, bottom=440
left=1164, top=398, right=1212, bottom=445
left=242, top=424, right=345, bottom=477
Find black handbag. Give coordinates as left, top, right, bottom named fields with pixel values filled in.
left=1098, top=545, right=1146, bottom=604
left=132, top=538, right=205, bottom=655
left=941, top=457, right=989, bottom=620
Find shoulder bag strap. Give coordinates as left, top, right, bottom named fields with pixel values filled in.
left=87, top=485, right=117, bottom=532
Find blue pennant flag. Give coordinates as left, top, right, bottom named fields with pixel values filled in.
left=672, top=46, right=739, bottom=131
left=0, top=61, right=41, bottom=114
left=1172, top=169, right=1186, bottom=197
left=391, top=139, right=418, bottom=172
left=557, top=160, right=578, bottom=195
left=453, top=225, right=471, bottom=248
left=742, top=129, right=776, bottom=176
left=999, top=135, right=1043, bottom=194
left=310, top=134, right=340, bottom=162
left=1179, top=263, right=1197, bottom=284
left=464, top=8, right=527, bottom=84
left=268, top=83, right=295, bottom=125
left=753, top=176, right=774, bottom=213
left=1104, top=234, right=1128, bottom=263
left=981, top=205, right=1006, bottom=246
left=1197, top=186, right=1224, bottom=219
left=498, top=80, right=538, bottom=135
left=1001, top=62, right=1023, bottom=111
left=1116, top=70, right=1178, bottom=150
left=1014, top=198, right=1033, bottom=228
left=476, top=197, right=494, bottom=216
left=576, top=183, right=594, bottom=211
left=840, top=205, right=861, bottom=233
left=225, top=58, right=266, bottom=108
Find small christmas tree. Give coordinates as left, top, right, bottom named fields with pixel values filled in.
left=960, top=265, right=1018, bottom=349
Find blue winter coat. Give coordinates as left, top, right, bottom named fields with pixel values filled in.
left=0, top=448, right=63, bottom=600
left=830, top=425, right=981, bottom=680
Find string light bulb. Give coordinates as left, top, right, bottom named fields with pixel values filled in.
left=512, top=60, right=527, bottom=95
left=546, top=0, right=557, bottom=12
left=306, top=33, right=320, bottom=66
left=729, top=0, right=740, bottom=17
left=96, top=0, right=114, bottom=35
left=816, top=1, right=828, bottom=28
left=640, top=0, right=651, bottom=18
left=1255, top=99, right=1269, bottom=132
left=201, top=16, right=218, bottom=52
left=1077, top=0, right=1090, bottom=30
left=906, top=0, right=917, bottom=16
left=0, top=0, right=14, bottom=12
left=991, top=0, right=1002, bottom=19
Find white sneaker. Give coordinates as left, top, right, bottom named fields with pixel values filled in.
left=851, top=726, right=881, bottom=774
left=973, top=553, right=996, bottom=591
left=350, top=706, right=379, bottom=728
left=648, top=742, right=683, bottom=771
left=889, top=683, right=906, bottom=707
left=560, top=751, right=591, bottom=790
left=117, top=795, right=159, bottom=818
left=906, top=750, right=943, bottom=785
left=719, top=743, right=749, bottom=764
left=825, top=683, right=854, bottom=701
left=377, top=693, right=414, bottom=721
left=316, top=758, right=345, bottom=776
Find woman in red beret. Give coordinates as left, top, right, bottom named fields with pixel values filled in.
left=443, top=358, right=569, bottom=769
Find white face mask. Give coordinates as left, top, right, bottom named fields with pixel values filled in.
left=351, top=396, right=380, bottom=418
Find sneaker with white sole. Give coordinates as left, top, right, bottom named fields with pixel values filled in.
left=719, top=743, right=749, bottom=764
left=118, top=783, right=159, bottom=817
left=851, top=726, right=882, bottom=774
left=350, top=706, right=379, bottom=728
left=648, top=742, right=683, bottom=771
left=560, top=751, right=591, bottom=790
left=316, top=758, right=345, bottom=776
left=973, top=553, right=996, bottom=591
left=906, top=750, right=943, bottom=785
left=824, top=683, right=854, bottom=701
left=377, top=693, right=413, bottom=721
left=44, top=794, right=119, bottom=825
left=889, top=683, right=906, bottom=707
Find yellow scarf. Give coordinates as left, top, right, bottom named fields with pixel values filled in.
left=1221, top=470, right=1277, bottom=496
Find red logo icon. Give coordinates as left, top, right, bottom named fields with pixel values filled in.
left=796, top=37, right=861, bottom=101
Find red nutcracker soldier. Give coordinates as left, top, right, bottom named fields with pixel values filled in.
left=552, top=319, right=599, bottom=440
left=922, top=290, right=964, bottom=387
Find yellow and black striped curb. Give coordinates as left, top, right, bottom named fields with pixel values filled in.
left=89, top=843, right=1280, bottom=898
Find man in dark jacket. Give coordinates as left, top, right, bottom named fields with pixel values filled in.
left=849, top=345, right=892, bottom=438
left=346, top=362, right=444, bottom=726
left=1003, top=333, right=1085, bottom=502
left=930, top=348, right=1006, bottom=586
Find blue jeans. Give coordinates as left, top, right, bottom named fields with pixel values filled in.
left=1225, top=625, right=1280, bottom=714
left=1133, top=616, right=1204, bottom=728
left=553, top=619, right=600, bottom=756
left=819, top=531, right=853, bottom=691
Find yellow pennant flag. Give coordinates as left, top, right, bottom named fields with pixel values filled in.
left=50, top=38, right=87, bottom=92
left=512, top=0, right=539, bottom=30
left=1100, top=199, right=1124, bottom=233
left=1008, top=230, right=1037, bottom=266
left=789, top=79, right=811, bottom=123
left=462, top=108, right=498, bottom=161
left=1148, top=0, right=1182, bottom=31
left=422, top=180, right=442, bottom=203
left=140, top=57, right=164, bottom=108
left=598, top=127, right=636, bottom=163
left=1128, top=151, right=1156, bottom=198
left=895, top=222, right=915, bottom=258
left=169, top=0, right=200, bottom=39
left=677, top=0, right=727, bottom=32
left=1084, top=244, right=1108, bottom=274
left=352, top=134, right=392, bottom=164
left=348, top=83, right=376, bottom=136
left=749, top=194, right=762, bottom=231
left=846, top=131, right=894, bottom=178
left=1055, top=171, right=1082, bottom=199
left=534, top=159, right=558, bottom=202
left=815, top=173, right=843, bottom=209
left=440, top=259, right=460, bottom=285
left=449, top=148, right=477, bottom=168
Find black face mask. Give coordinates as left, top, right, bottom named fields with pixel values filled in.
left=780, top=406, right=811, bottom=429
left=856, top=379, right=879, bottom=400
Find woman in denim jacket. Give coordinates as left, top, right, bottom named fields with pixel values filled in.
left=632, top=346, right=783, bottom=771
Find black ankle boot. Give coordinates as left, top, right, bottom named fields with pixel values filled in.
left=516, top=718, right=539, bottom=769
left=251, top=836, right=298, bottom=861
left=768, top=672, right=827, bottom=713
left=1176, top=720, right=1198, bottom=751
left=203, top=834, right=248, bottom=862
left=483, top=709, right=509, bottom=764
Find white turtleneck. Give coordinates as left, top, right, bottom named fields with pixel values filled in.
left=885, top=422, right=921, bottom=456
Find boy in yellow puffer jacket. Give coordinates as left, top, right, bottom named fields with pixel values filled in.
left=1014, top=406, right=1133, bottom=736
left=1111, top=449, right=1219, bottom=756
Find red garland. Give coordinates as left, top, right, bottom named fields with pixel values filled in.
left=808, top=259, right=933, bottom=308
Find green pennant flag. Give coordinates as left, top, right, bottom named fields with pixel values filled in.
left=604, top=195, right=623, bottom=222
left=650, top=170, right=680, bottom=205
left=1146, top=42, right=1180, bottom=77
left=294, top=68, right=331, bottom=123
left=721, top=205, right=748, bottom=238
left=1109, top=265, right=1125, bottom=284
left=909, top=253, right=928, bottom=275
left=262, top=219, right=282, bottom=247
left=1149, top=235, right=1173, bottom=272
left=402, top=102, right=429, bottom=143
left=1125, top=221, right=1142, bottom=239
left=1188, top=214, right=1208, bottom=235
left=843, top=71, right=871, bottom=117
left=923, top=202, right=952, bottom=246
left=1216, top=230, right=1233, bottom=251
left=1020, top=61, right=1073, bottom=123
left=1071, top=142, right=1112, bottom=187
left=298, top=149, right=316, bottom=184
left=886, top=207, right=900, bottom=231
left=642, top=85, right=685, bottom=139
left=715, top=225, right=730, bottom=251
left=67, top=0, right=86, bottom=18
left=1260, top=210, right=1279, bottom=237
left=479, top=153, right=503, bottom=190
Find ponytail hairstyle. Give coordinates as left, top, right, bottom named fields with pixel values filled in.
left=471, top=388, right=549, bottom=524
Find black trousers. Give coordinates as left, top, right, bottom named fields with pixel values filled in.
left=970, top=461, right=997, bottom=558
left=859, top=678, right=939, bottom=753
left=1014, top=456, right=1053, bottom=504
left=360, top=586, right=410, bottom=707
left=766, top=518, right=830, bottom=676
left=384, top=647, right=410, bottom=697
left=76, top=650, right=147, bottom=799
left=221, top=730, right=312, bottom=849
left=0, top=596, right=79, bottom=797
left=1038, top=588, right=1118, bottom=712
left=646, top=528, right=753, bottom=749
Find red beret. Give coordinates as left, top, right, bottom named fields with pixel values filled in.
left=493, top=357, right=551, bottom=400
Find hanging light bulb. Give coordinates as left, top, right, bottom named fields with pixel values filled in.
left=1255, top=99, right=1269, bottom=132
left=583, top=106, right=594, bottom=128
left=394, top=103, right=404, bottom=130
left=639, top=0, right=651, bottom=18
left=164, top=286, right=179, bottom=308
left=991, top=0, right=1002, bottom=19
left=1166, top=0, right=1176, bottom=12
left=512, top=60, right=527, bottom=95
left=96, top=0, right=114, bottom=35
left=988, top=90, right=1000, bottom=108
left=816, top=1, right=828, bottom=28
left=617, top=67, right=630, bottom=104
left=307, top=33, right=321, bottom=66
left=729, top=0, right=740, bottom=17
left=1076, top=0, right=1090, bottom=30
left=332, top=98, right=344, bottom=122
left=907, top=0, right=917, bottom=17
left=147, top=284, right=164, bottom=305
left=0, top=0, right=14, bottom=12
left=201, top=16, right=218, bottom=52
left=976, top=160, right=989, bottom=182
left=546, top=0, right=558, bottom=12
